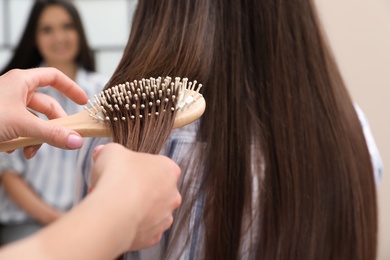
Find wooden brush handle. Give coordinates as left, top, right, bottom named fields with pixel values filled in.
left=0, top=95, right=205, bottom=152
left=0, top=110, right=111, bottom=152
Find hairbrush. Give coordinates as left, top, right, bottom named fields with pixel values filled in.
left=0, top=76, right=205, bottom=152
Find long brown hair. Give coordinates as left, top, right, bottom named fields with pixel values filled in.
left=106, top=0, right=377, bottom=259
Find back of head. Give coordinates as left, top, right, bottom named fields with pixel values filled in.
left=0, top=0, right=95, bottom=75
left=107, top=0, right=377, bottom=259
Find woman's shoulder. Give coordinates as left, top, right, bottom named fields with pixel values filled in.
left=167, top=120, right=199, bottom=142
left=84, top=70, right=109, bottom=85
left=76, top=68, right=109, bottom=94
left=354, top=104, right=383, bottom=185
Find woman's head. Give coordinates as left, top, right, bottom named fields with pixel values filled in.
left=36, top=4, right=80, bottom=66
left=107, top=0, right=377, bottom=259
left=1, top=0, right=94, bottom=74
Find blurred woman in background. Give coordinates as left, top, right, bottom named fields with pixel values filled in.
left=0, top=0, right=107, bottom=244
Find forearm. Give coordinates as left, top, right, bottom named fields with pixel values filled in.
left=2, top=171, right=60, bottom=224
left=0, top=190, right=138, bottom=260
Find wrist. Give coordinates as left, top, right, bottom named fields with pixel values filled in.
left=40, top=208, right=61, bottom=225
left=86, top=187, right=140, bottom=252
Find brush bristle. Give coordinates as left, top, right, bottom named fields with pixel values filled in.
left=84, top=76, right=202, bottom=124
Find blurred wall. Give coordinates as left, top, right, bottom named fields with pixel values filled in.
left=0, top=0, right=388, bottom=259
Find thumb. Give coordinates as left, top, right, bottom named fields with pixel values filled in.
left=22, top=115, right=84, bottom=149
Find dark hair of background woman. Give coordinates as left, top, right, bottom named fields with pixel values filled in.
left=0, top=0, right=94, bottom=75
left=106, top=0, right=377, bottom=259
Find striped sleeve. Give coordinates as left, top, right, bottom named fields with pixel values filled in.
left=355, top=104, right=383, bottom=185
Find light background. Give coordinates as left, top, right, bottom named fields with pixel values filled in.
left=0, top=0, right=388, bottom=259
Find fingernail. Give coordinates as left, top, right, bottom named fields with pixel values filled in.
left=28, top=149, right=38, bottom=159
left=66, top=134, right=84, bottom=149
left=92, top=145, right=105, bottom=161
left=93, top=145, right=105, bottom=154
